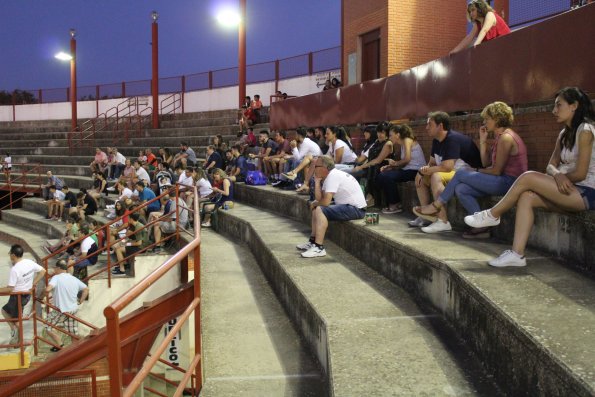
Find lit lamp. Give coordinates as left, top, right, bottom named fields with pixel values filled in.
left=151, top=11, right=159, bottom=129
left=216, top=0, right=246, bottom=108
left=55, top=29, right=77, bottom=131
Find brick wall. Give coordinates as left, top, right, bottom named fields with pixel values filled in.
left=344, top=0, right=467, bottom=79
left=344, top=0, right=388, bottom=77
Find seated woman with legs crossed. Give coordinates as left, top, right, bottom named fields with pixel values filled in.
left=465, top=87, right=594, bottom=267
left=413, top=101, right=527, bottom=237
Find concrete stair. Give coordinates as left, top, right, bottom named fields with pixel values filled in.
left=212, top=203, right=501, bottom=396
left=225, top=183, right=595, bottom=396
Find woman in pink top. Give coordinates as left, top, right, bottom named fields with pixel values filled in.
left=451, top=0, right=511, bottom=54
left=414, top=101, right=527, bottom=238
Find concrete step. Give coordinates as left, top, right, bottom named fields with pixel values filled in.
left=1, top=208, right=65, bottom=240
left=231, top=183, right=595, bottom=396
left=200, top=230, right=326, bottom=396
left=161, top=109, right=239, bottom=121
left=159, top=116, right=238, bottom=129
left=10, top=155, right=94, bottom=166
left=214, top=203, right=501, bottom=396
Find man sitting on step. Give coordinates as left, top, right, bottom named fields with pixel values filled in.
left=296, top=155, right=367, bottom=258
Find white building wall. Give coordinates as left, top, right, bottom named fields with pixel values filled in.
left=0, top=70, right=339, bottom=122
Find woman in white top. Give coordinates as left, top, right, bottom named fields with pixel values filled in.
left=466, top=87, right=595, bottom=267
left=325, top=126, right=357, bottom=167
left=377, top=124, right=425, bottom=214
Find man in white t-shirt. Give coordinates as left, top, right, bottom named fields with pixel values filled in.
left=0, top=244, right=46, bottom=344
left=44, top=259, right=88, bottom=351
left=297, top=155, right=366, bottom=258
left=47, top=185, right=66, bottom=220
left=133, top=160, right=151, bottom=185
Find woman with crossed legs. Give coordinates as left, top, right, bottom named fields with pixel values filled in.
left=465, top=87, right=595, bottom=267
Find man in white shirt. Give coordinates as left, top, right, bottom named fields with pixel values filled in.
left=280, top=127, right=323, bottom=183
left=297, top=155, right=367, bottom=258
left=1, top=244, right=46, bottom=344
left=109, top=148, right=126, bottom=180
left=133, top=160, right=151, bottom=185
left=44, top=259, right=88, bottom=351
left=47, top=185, right=66, bottom=220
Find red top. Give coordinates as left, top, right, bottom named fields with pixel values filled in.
left=491, top=129, right=528, bottom=178
left=476, top=12, right=511, bottom=42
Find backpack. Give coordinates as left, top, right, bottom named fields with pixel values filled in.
left=245, top=170, right=267, bottom=186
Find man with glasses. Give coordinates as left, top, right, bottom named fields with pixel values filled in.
left=296, top=155, right=367, bottom=258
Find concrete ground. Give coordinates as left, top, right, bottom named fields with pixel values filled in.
left=199, top=229, right=327, bottom=396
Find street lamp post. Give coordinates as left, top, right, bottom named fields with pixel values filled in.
left=151, top=11, right=160, bottom=129
left=69, top=29, right=77, bottom=131
left=238, top=0, right=246, bottom=108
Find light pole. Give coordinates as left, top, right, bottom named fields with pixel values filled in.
left=238, top=0, right=246, bottom=109
left=151, top=11, right=160, bottom=129
left=216, top=1, right=246, bottom=108
left=55, top=29, right=77, bottom=131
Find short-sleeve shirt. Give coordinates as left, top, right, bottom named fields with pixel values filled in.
left=196, top=178, right=213, bottom=197
left=139, top=187, right=160, bottom=211
left=49, top=273, right=87, bottom=313
left=184, top=148, right=197, bottom=164
left=327, top=139, right=357, bottom=164
left=430, top=130, right=482, bottom=170
left=136, top=167, right=151, bottom=184
left=64, top=191, right=78, bottom=206
left=84, top=195, right=97, bottom=215
left=53, top=190, right=66, bottom=201
left=322, top=169, right=367, bottom=209
left=263, top=139, right=279, bottom=155
left=207, top=152, right=224, bottom=169
left=559, top=122, right=595, bottom=189
left=81, top=236, right=95, bottom=255
left=279, top=139, right=291, bottom=154
left=8, top=259, right=44, bottom=293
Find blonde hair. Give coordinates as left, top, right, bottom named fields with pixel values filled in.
left=481, top=101, right=514, bottom=128
left=211, top=168, right=228, bottom=179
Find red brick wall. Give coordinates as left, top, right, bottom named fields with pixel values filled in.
left=344, top=0, right=388, bottom=77
left=344, top=0, right=467, bottom=79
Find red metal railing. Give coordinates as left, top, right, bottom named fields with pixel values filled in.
left=0, top=163, right=43, bottom=213
left=104, top=185, right=202, bottom=397
left=0, top=370, right=98, bottom=397
left=160, top=92, right=182, bottom=116
left=0, top=292, right=37, bottom=367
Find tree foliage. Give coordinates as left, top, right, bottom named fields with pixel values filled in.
left=0, top=90, right=38, bottom=105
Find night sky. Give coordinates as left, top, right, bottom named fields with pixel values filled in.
left=0, top=0, right=340, bottom=91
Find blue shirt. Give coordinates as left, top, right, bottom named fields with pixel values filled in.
left=139, top=187, right=160, bottom=210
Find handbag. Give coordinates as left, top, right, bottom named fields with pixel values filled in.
left=245, top=170, right=267, bottom=185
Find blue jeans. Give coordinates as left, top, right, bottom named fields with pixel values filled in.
left=439, top=169, right=516, bottom=214
left=321, top=204, right=366, bottom=221
left=376, top=169, right=418, bottom=205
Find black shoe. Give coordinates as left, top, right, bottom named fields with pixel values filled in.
left=50, top=345, right=63, bottom=352
left=112, top=268, right=126, bottom=276
left=271, top=180, right=285, bottom=188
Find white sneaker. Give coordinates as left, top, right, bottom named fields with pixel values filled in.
left=301, top=245, right=327, bottom=258
left=408, top=217, right=430, bottom=228
left=9, top=329, right=19, bottom=344
left=488, top=250, right=526, bottom=267
left=421, top=220, right=452, bottom=233
left=296, top=241, right=314, bottom=250
left=464, top=210, right=500, bottom=228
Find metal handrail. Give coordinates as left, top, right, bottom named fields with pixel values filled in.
left=104, top=185, right=202, bottom=397
left=160, top=92, right=182, bottom=116
left=0, top=163, right=43, bottom=212
left=0, top=291, right=37, bottom=366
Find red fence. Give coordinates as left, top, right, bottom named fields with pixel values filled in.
left=270, top=5, right=595, bottom=129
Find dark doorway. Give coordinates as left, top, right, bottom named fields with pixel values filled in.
left=361, top=29, right=380, bottom=82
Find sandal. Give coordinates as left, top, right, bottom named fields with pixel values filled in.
left=282, top=171, right=297, bottom=181
left=412, top=202, right=442, bottom=222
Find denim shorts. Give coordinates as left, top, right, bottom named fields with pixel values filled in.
left=321, top=204, right=366, bottom=221
left=577, top=185, right=595, bottom=210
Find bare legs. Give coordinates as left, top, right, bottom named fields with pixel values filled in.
left=311, top=207, right=329, bottom=245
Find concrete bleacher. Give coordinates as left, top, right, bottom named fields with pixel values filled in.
left=1, top=109, right=593, bottom=394
left=216, top=183, right=595, bottom=396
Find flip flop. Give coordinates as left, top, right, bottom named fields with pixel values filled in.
left=412, top=202, right=442, bottom=222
